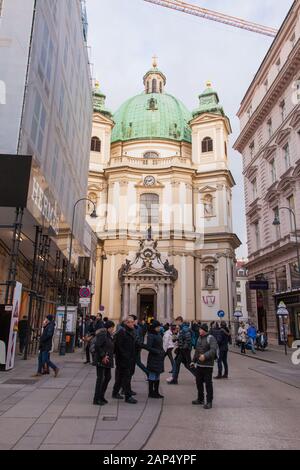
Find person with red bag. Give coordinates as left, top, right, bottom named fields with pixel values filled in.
left=93, top=321, right=115, bottom=406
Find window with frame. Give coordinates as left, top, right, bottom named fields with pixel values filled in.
left=202, top=137, right=213, bottom=153
left=254, top=222, right=260, bottom=250
left=270, top=159, right=276, bottom=183
left=283, top=143, right=290, bottom=170
left=91, top=136, right=101, bottom=152
left=236, top=294, right=242, bottom=303
left=273, top=206, right=280, bottom=240
left=152, top=79, right=157, bottom=93
left=280, top=100, right=286, bottom=122
left=143, top=151, right=159, bottom=159
left=38, top=21, right=54, bottom=96
left=252, top=178, right=257, bottom=200
left=30, top=91, right=46, bottom=157
left=140, top=193, right=159, bottom=224
left=288, top=194, right=295, bottom=230
left=267, top=118, right=272, bottom=139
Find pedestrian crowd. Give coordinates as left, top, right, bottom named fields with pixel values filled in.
left=22, top=313, right=266, bottom=411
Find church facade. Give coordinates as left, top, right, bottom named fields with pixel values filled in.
left=87, top=60, right=240, bottom=324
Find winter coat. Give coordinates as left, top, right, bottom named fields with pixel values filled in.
left=114, top=325, right=137, bottom=369
left=163, top=329, right=175, bottom=352
left=193, top=333, right=218, bottom=368
left=39, top=321, right=55, bottom=352
left=218, top=327, right=231, bottom=352
left=18, top=319, right=29, bottom=339
left=94, top=329, right=114, bottom=368
left=145, top=331, right=165, bottom=374
left=247, top=326, right=257, bottom=339
left=177, top=324, right=192, bottom=350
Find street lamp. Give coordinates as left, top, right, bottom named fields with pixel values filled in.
left=272, top=206, right=300, bottom=273
left=59, top=198, right=97, bottom=356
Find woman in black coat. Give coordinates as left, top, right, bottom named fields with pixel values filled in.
left=93, top=321, right=115, bottom=406
left=145, top=320, right=165, bottom=399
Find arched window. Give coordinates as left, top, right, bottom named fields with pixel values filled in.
left=202, top=137, right=213, bottom=153
left=91, top=136, right=101, bottom=152
left=140, top=193, right=159, bottom=224
left=204, top=194, right=213, bottom=217
left=143, top=151, right=159, bottom=159
left=205, top=265, right=215, bottom=289
left=152, top=79, right=157, bottom=93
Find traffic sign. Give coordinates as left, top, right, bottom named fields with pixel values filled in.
left=217, top=310, right=225, bottom=318
left=233, top=310, right=243, bottom=318
left=79, top=286, right=91, bottom=298
left=79, top=298, right=90, bottom=307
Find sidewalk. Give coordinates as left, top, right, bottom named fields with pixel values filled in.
left=0, top=350, right=161, bottom=450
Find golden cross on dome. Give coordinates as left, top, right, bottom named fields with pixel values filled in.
left=94, top=80, right=100, bottom=89
left=152, top=55, right=158, bottom=68
left=206, top=80, right=212, bottom=88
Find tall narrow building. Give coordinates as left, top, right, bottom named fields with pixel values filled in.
left=88, top=60, right=240, bottom=323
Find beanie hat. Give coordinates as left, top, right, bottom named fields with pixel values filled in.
left=151, top=320, right=161, bottom=329
left=200, top=323, right=209, bottom=333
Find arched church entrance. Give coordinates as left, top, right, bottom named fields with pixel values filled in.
left=138, top=288, right=157, bottom=321
left=118, top=233, right=178, bottom=322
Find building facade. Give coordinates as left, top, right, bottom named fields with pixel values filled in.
left=88, top=61, right=240, bottom=323
left=0, top=1, right=93, bottom=347
left=234, top=1, right=300, bottom=343
left=235, top=260, right=249, bottom=324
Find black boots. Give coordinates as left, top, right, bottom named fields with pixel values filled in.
left=192, top=399, right=204, bottom=405
left=203, top=402, right=212, bottom=409
left=148, top=381, right=164, bottom=399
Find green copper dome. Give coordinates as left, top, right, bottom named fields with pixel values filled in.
left=111, top=93, right=192, bottom=144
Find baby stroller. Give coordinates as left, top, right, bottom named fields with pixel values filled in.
left=256, top=332, right=268, bottom=351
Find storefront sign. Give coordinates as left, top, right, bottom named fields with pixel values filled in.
left=249, top=280, right=269, bottom=290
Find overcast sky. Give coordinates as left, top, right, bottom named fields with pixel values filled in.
left=86, top=0, right=294, bottom=258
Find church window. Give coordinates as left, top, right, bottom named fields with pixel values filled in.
left=140, top=193, right=159, bottom=224
left=152, top=79, right=157, bottom=93
left=91, top=136, right=101, bottom=152
left=205, top=265, right=215, bottom=289
left=202, top=137, right=213, bottom=153
left=143, top=151, right=159, bottom=159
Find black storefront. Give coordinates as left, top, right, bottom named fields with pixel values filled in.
left=274, top=291, right=300, bottom=343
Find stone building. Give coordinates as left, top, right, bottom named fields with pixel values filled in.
left=88, top=60, right=240, bottom=324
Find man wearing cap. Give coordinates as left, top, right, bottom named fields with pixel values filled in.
left=191, top=323, right=218, bottom=409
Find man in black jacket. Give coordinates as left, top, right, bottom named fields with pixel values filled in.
left=191, top=323, right=218, bottom=409
left=168, top=317, right=193, bottom=385
left=112, top=317, right=138, bottom=404
left=18, top=315, right=29, bottom=355
left=93, top=321, right=115, bottom=406
left=215, top=321, right=231, bottom=379
left=34, top=315, right=59, bottom=377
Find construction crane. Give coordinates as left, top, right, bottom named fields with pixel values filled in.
left=143, top=0, right=278, bottom=38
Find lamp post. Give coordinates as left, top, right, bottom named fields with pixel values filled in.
left=59, top=198, right=97, bottom=356
left=216, top=251, right=233, bottom=328
left=273, top=206, right=300, bottom=273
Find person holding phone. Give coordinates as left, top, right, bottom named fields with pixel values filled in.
left=93, top=320, right=115, bottom=406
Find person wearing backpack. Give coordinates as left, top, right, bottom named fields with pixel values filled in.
left=93, top=321, right=115, bottom=406
left=190, top=323, right=218, bottom=409
left=167, top=317, right=194, bottom=385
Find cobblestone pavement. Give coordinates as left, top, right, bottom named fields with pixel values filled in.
left=0, top=346, right=299, bottom=450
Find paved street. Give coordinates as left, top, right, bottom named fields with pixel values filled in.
left=0, top=347, right=299, bottom=450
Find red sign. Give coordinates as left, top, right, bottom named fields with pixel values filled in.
left=79, top=287, right=90, bottom=298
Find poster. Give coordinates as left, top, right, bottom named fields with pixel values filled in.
left=5, top=282, right=22, bottom=370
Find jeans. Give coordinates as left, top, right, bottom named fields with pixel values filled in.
left=45, top=352, right=58, bottom=371
left=148, top=372, right=160, bottom=381
left=19, top=336, right=27, bottom=354
left=37, top=351, right=48, bottom=373
left=165, top=348, right=175, bottom=370
left=241, top=342, right=246, bottom=354
left=195, top=367, right=213, bottom=403
left=94, top=366, right=112, bottom=401
left=218, top=350, right=228, bottom=377
left=249, top=337, right=256, bottom=353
